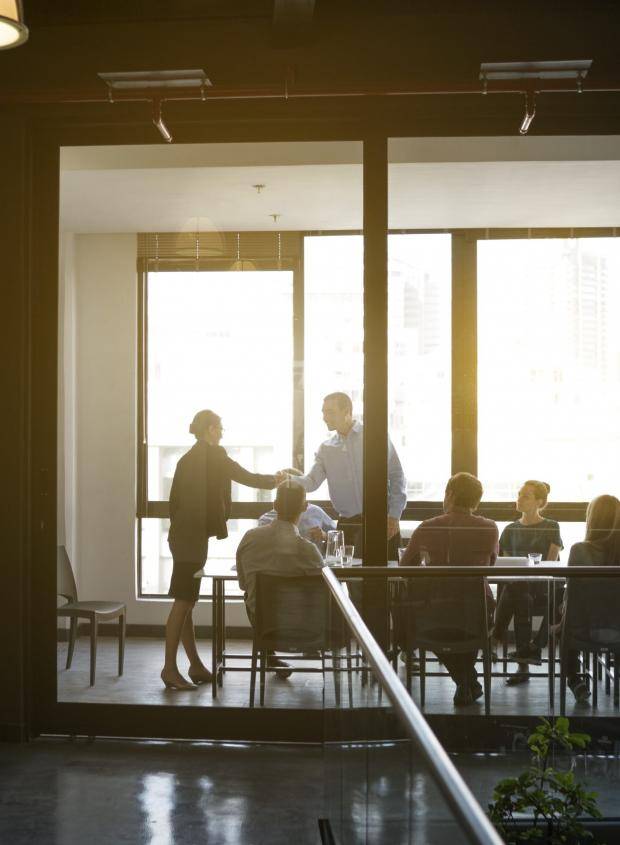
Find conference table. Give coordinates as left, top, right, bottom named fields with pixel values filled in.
left=195, top=559, right=570, bottom=701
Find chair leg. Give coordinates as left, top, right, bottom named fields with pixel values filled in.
left=483, top=647, right=491, bottom=717
left=89, top=615, right=98, bottom=687
left=259, top=649, right=266, bottom=707
left=592, top=651, right=598, bottom=709
left=346, top=641, right=353, bottom=709
left=333, top=649, right=341, bottom=707
left=548, top=627, right=555, bottom=714
left=605, top=652, right=611, bottom=696
left=66, top=617, right=78, bottom=669
left=419, top=650, right=426, bottom=710
left=249, top=642, right=258, bottom=707
left=502, top=634, right=508, bottom=674
left=614, top=653, right=619, bottom=708
left=560, top=649, right=567, bottom=717
left=118, top=613, right=126, bottom=677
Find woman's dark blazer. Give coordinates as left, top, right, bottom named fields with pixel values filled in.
left=167, top=441, right=276, bottom=563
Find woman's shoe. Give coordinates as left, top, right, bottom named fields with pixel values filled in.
left=188, top=667, right=213, bottom=685
left=160, top=670, right=198, bottom=691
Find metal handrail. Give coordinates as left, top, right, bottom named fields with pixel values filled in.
left=330, top=565, right=620, bottom=578
left=322, top=566, right=505, bottom=845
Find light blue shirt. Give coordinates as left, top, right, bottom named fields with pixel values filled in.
left=297, top=421, right=407, bottom=519
left=258, top=503, right=337, bottom=537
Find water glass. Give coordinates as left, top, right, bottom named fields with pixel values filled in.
left=342, top=544, right=355, bottom=566
left=326, top=529, right=345, bottom=567
left=528, top=552, right=542, bottom=566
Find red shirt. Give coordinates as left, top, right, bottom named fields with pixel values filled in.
left=401, top=510, right=499, bottom=568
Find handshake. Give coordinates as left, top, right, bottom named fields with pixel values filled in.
left=274, top=467, right=303, bottom=486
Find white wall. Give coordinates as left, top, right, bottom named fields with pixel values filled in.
left=59, top=233, right=247, bottom=626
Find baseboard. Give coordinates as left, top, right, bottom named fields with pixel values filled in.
left=0, top=722, right=29, bottom=743
left=57, top=624, right=250, bottom=641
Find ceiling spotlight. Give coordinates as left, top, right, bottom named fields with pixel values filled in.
left=253, top=184, right=266, bottom=194
left=0, top=0, right=29, bottom=49
left=519, top=91, right=536, bottom=135
left=98, top=69, right=212, bottom=93
left=480, top=59, right=592, bottom=84
left=270, top=213, right=281, bottom=223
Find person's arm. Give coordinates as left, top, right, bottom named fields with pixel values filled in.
left=225, top=454, right=277, bottom=490
left=387, top=439, right=407, bottom=520
left=546, top=523, right=563, bottom=561
left=168, top=463, right=181, bottom=518
left=498, top=524, right=510, bottom=556
left=490, top=524, right=499, bottom=566
left=399, top=524, right=423, bottom=566
left=294, top=448, right=327, bottom=493
left=236, top=535, right=249, bottom=591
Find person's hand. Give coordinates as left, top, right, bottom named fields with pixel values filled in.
left=306, top=527, right=326, bottom=544
left=274, top=470, right=289, bottom=486
left=387, top=516, right=400, bottom=540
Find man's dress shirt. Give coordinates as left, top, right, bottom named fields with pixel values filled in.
left=257, top=504, right=336, bottom=537
left=236, top=520, right=324, bottom=620
left=297, top=421, right=407, bottom=519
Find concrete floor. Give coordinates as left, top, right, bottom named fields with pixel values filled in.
left=2, top=738, right=619, bottom=845
left=58, top=637, right=619, bottom=718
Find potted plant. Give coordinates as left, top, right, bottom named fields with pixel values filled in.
left=488, top=717, right=603, bottom=844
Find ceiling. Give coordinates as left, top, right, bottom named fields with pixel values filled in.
left=59, top=136, right=620, bottom=232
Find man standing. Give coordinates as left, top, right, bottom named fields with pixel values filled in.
left=400, top=472, right=498, bottom=706
left=290, top=392, right=407, bottom=560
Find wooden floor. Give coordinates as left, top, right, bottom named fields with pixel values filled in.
left=57, top=637, right=619, bottom=717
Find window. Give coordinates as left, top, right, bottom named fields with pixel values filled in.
left=304, top=235, right=363, bottom=497
left=478, top=238, right=620, bottom=501
left=388, top=234, right=451, bottom=500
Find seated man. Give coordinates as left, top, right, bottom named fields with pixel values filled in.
left=400, top=472, right=498, bottom=706
left=236, top=481, right=325, bottom=677
left=258, top=468, right=336, bottom=548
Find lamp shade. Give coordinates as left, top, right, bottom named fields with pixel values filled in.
left=0, top=0, right=28, bottom=49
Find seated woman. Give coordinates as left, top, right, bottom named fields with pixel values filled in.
left=491, top=480, right=563, bottom=686
left=564, top=494, right=620, bottom=703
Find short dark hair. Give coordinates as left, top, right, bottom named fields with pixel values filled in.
left=189, top=409, right=221, bottom=438
left=323, top=392, right=352, bottom=414
left=446, top=472, right=483, bottom=509
left=274, top=481, right=307, bottom=522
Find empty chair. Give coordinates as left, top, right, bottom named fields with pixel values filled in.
left=250, top=573, right=352, bottom=707
left=395, top=575, right=493, bottom=714
left=57, top=546, right=126, bottom=686
left=559, top=577, right=620, bottom=715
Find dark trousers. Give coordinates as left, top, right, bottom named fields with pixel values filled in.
left=493, top=582, right=563, bottom=651
left=438, top=652, right=479, bottom=688
left=336, top=515, right=401, bottom=561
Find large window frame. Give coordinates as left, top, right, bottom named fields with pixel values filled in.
left=138, top=226, right=616, bottom=595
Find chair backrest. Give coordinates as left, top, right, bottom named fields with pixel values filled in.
left=399, top=575, right=488, bottom=650
left=57, top=545, right=78, bottom=603
left=254, top=573, right=333, bottom=651
left=563, top=577, right=620, bottom=651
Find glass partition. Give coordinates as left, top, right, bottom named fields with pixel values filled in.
left=321, top=568, right=502, bottom=845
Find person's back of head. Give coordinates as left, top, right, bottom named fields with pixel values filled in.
left=274, top=481, right=307, bottom=524
left=444, top=472, right=483, bottom=512
left=189, top=409, right=221, bottom=439
left=585, top=494, right=620, bottom=563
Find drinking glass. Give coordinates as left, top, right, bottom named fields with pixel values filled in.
left=528, top=552, right=542, bottom=566
left=326, top=529, right=345, bottom=566
left=342, top=544, right=355, bottom=566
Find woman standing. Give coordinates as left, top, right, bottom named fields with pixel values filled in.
left=491, top=480, right=563, bottom=685
left=161, top=409, right=281, bottom=690
left=564, top=494, right=620, bottom=702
